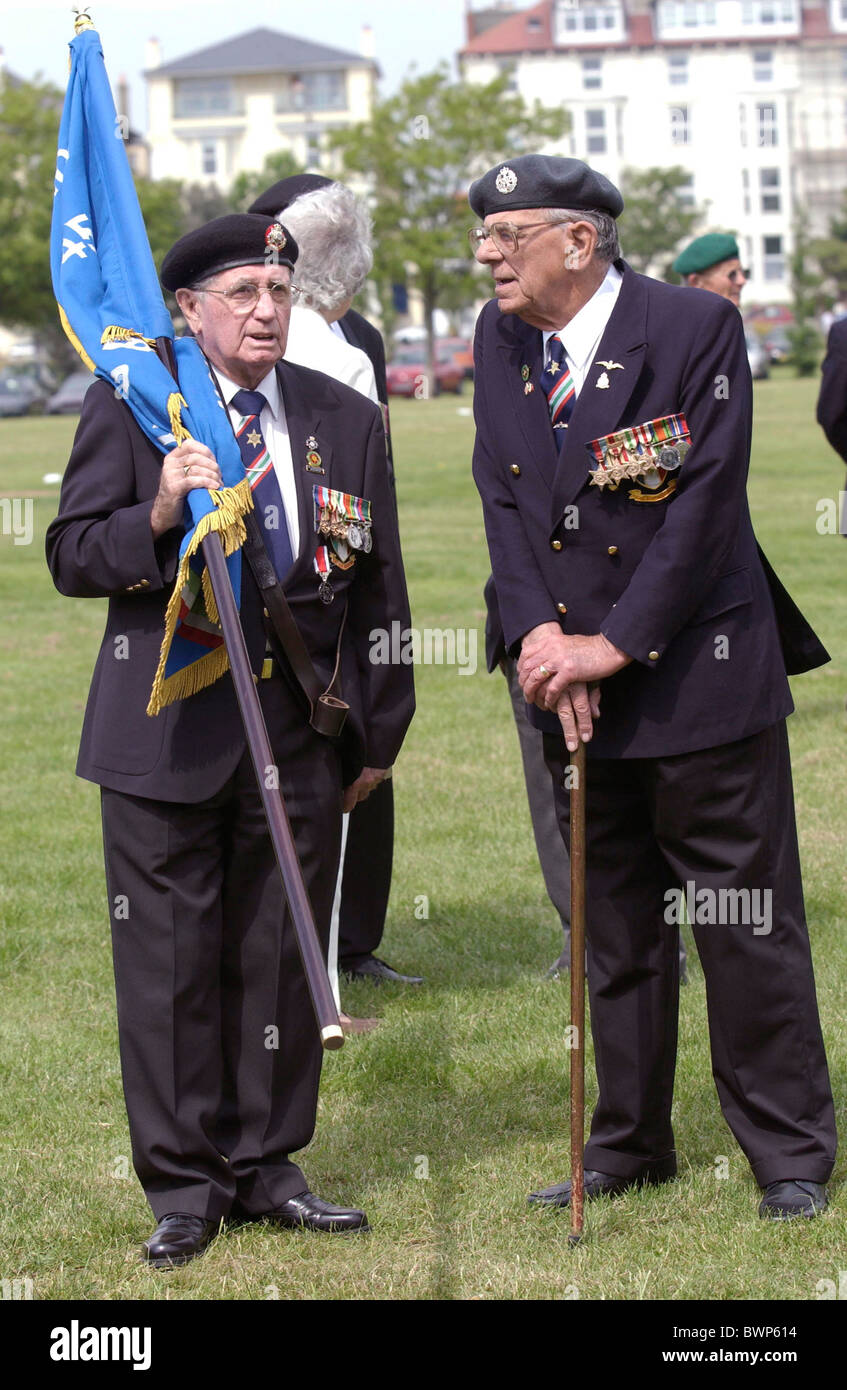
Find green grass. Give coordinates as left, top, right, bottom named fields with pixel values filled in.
left=0, top=378, right=845, bottom=1301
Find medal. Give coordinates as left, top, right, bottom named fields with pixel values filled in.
left=319, top=579, right=334, bottom=604
left=348, top=521, right=363, bottom=550
left=314, top=545, right=335, bottom=603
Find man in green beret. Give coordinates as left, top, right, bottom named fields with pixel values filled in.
left=672, top=233, right=747, bottom=308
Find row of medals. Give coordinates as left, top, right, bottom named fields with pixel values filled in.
left=317, top=506, right=372, bottom=604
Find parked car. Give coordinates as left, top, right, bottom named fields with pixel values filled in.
left=46, top=370, right=95, bottom=415
left=745, top=333, right=770, bottom=381
left=436, top=337, right=474, bottom=381
left=0, top=373, right=47, bottom=417
left=762, top=327, right=791, bottom=365
left=386, top=346, right=464, bottom=397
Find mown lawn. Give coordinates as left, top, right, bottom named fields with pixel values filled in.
left=0, top=375, right=845, bottom=1303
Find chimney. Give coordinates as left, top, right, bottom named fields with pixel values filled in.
left=360, top=24, right=375, bottom=59
left=145, top=37, right=162, bottom=70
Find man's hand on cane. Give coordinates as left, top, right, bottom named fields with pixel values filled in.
left=518, top=623, right=631, bottom=750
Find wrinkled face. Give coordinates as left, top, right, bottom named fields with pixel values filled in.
left=473, top=209, right=575, bottom=327
left=690, top=257, right=746, bottom=308
left=177, top=263, right=292, bottom=387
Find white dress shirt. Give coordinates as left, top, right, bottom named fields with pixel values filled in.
left=285, top=303, right=378, bottom=404
left=542, top=263, right=623, bottom=398
left=216, top=365, right=300, bottom=560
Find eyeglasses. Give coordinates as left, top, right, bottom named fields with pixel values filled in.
left=198, top=280, right=296, bottom=313
left=468, top=219, right=564, bottom=257
left=727, top=268, right=750, bottom=284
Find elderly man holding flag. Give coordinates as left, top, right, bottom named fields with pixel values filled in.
left=46, top=21, right=413, bottom=1268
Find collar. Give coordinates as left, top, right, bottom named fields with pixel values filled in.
left=214, top=364, right=283, bottom=420
left=543, top=263, right=623, bottom=371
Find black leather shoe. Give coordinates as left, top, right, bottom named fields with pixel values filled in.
left=342, top=955, right=424, bottom=985
left=143, top=1213, right=217, bottom=1268
left=758, top=1180, right=828, bottom=1220
left=528, top=1167, right=675, bottom=1207
left=262, top=1191, right=369, bottom=1233
left=546, top=947, right=571, bottom=978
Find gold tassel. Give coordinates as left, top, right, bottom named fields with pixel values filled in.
left=146, top=479, right=255, bottom=716
left=100, top=325, right=157, bottom=349
left=167, top=392, right=191, bottom=445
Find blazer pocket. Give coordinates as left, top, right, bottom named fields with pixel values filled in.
left=688, top=566, right=752, bottom=626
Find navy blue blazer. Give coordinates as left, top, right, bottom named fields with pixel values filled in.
left=472, top=261, right=827, bottom=759
left=46, top=359, right=414, bottom=802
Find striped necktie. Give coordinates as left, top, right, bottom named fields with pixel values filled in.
left=540, top=334, right=575, bottom=450
left=231, top=388, right=294, bottom=580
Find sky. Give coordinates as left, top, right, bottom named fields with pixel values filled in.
left=0, top=0, right=476, bottom=124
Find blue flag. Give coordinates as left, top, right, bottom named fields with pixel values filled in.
left=50, top=22, right=252, bottom=714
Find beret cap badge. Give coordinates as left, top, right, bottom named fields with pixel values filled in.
left=495, top=166, right=518, bottom=195
left=264, top=223, right=287, bottom=250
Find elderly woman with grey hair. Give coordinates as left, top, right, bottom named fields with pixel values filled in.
left=281, top=182, right=378, bottom=403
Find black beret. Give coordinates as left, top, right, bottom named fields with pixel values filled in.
left=468, top=155, right=623, bottom=220
left=160, top=214, right=298, bottom=291
left=248, top=174, right=332, bottom=217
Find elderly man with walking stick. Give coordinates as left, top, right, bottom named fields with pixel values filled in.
left=468, top=154, right=836, bottom=1223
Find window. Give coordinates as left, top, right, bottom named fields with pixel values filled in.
left=174, top=79, right=237, bottom=117
left=582, top=57, right=602, bottom=90
left=670, top=104, right=690, bottom=145
left=757, top=102, right=778, bottom=145
left=668, top=53, right=689, bottom=84
left=760, top=166, right=781, bottom=211
left=586, top=108, right=607, bottom=154
left=276, top=71, right=346, bottom=112
left=763, top=234, right=784, bottom=279
left=739, top=102, right=748, bottom=148
left=201, top=141, right=217, bottom=176
left=658, top=1, right=716, bottom=27
left=562, top=5, right=619, bottom=32
left=741, top=0, right=796, bottom=22
left=753, top=48, right=773, bottom=81
left=742, top=167, right=751, bottom=214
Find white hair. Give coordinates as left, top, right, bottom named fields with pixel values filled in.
left=544, top=207, right=620, bottom=263
left=278, top=182, right=374, bottom=315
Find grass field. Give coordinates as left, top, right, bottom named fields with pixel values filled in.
left=0, top=374, right=845, bottom=1303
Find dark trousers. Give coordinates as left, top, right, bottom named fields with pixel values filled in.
left=543, top=721, right=836, bottom=1186
left=101, top=672, right=343, bottom=1222
left=338, top=776, right=394, bottom=967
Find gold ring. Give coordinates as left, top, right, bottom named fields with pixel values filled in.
left=538, top=664, right=551, bottom=679
left=183, top=464, right=192, bottom=476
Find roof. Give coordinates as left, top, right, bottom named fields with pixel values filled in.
left=460, top=0, right=841, bottom=57
left=150, top=27, right=375, bottom=79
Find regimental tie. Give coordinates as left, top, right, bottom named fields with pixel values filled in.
left=231, top=388, right=294, bottom=579
left=540, top=333, right=575, bottom=450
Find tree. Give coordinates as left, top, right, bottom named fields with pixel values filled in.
left=0, top=75, right=71, bottom=367
left=228, top=150, right=301, bottom=212
left=617, top=166, right=705, bottom=278
left=787, top=225, right=822, bottom=376
left=810, top=192, right=847, bottom=303
left=327, top=67, right=570, bottom=370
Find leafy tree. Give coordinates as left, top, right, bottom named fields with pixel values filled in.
left=787, top=225, right=822, bottom=376
left=228, top=149, right=301, bottom=212
left=617, top=166, right=705, bottom=278
left=327, top=67, right=569, bottom=368
left=810, top=192, right=847, bottom=302
left=0, top=75, right=71, bottom=367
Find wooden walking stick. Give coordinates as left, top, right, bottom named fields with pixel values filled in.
left=569, top=739, right=587, bottom=1244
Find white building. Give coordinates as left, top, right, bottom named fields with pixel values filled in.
left=460, top=0, right=847, bottom=304
left=145, top=27, right=378, bottom=191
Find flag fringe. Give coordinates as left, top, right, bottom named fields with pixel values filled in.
left=146, top=477, right=254, bottom=716
left=57, top=303, right=96, bottom=372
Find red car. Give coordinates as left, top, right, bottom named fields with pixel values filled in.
left=386, top=345, right=464, bottom=397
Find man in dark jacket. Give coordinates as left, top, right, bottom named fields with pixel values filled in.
left=46, top=214, right=415, bottom=1266
left=469, top=155, right=835, bottom=1221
